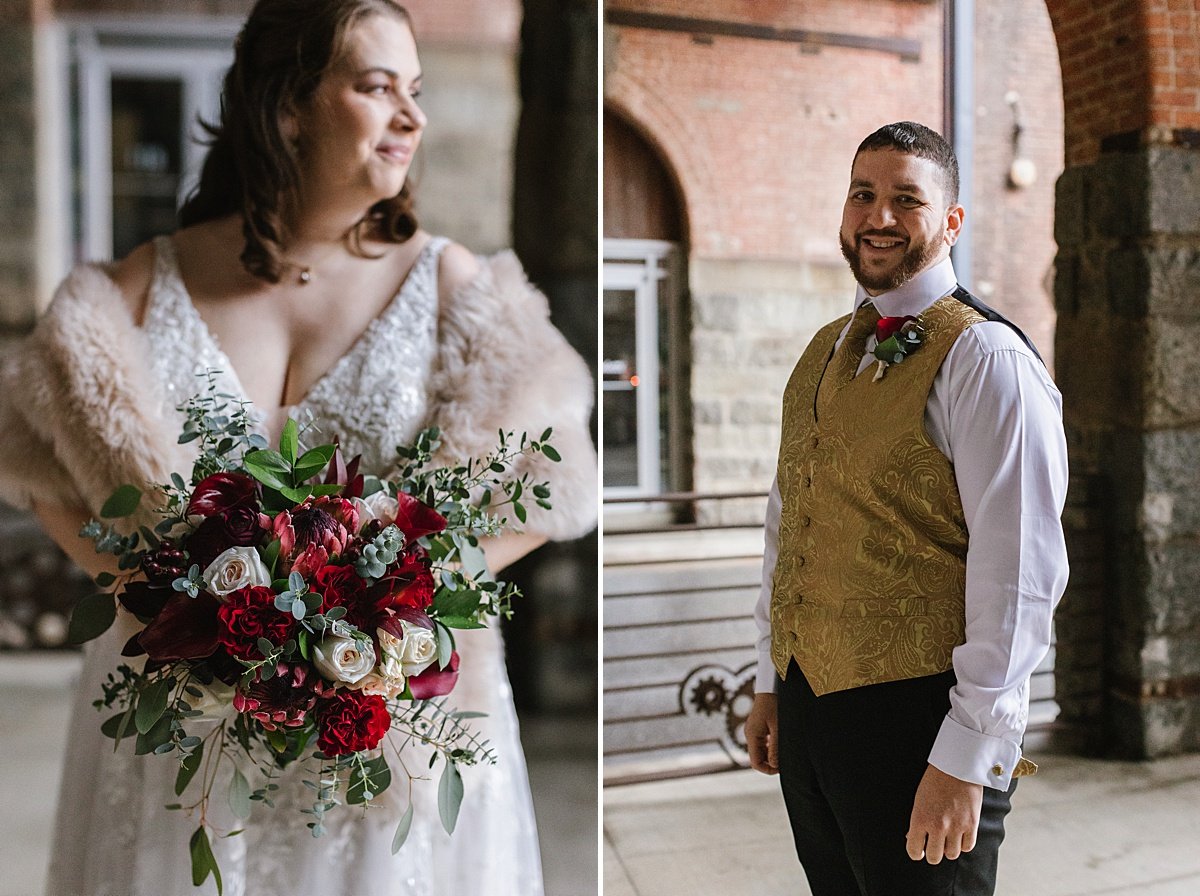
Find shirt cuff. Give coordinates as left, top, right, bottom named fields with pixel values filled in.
left=755, top=650, right=777, bottom=694
left=928, top=714, right=1022, bottom=790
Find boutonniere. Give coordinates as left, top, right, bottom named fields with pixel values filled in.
left=871, top=315, right=925, bottom=381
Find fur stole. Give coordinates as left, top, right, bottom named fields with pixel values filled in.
left=0, top=251, right=597, bottom=542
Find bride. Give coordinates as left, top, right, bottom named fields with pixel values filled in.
left=0, top=1, right=596, bottom=894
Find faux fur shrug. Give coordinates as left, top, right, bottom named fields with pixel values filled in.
left=0, top=250, right=597, bottom=541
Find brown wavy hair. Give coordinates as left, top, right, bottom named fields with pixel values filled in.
left=178, top=0, right=418, bottom=282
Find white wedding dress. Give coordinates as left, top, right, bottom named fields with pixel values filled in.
left=46, top=236, right=545, bottom=896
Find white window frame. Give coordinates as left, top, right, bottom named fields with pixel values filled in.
left=69, top=18, right=239, bottom=261
left=602, top=238, right=679, bottom=499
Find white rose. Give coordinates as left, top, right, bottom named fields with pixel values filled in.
left=189, top=679, right=236, bottom=720
left=364, top=490, right=400, bottom=527
left=312, top=634, right=377, bottom=685
left=378, top=621, right=438, bottom=679
left=354, top=671, right=406, bottom=700
left=201, top=546, right=271, bottom=599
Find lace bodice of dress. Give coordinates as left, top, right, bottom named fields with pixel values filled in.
left=142, top=234, right=446, bottom=473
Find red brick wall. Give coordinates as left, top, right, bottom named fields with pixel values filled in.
left=1047, top=0, right=1200, bottom=166
left=605, top=0, right=946, bottom=263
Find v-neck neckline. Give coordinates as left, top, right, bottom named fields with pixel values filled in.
left=155, top=235, right=438, bottom=421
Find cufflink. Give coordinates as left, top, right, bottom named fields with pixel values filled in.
left=991, top=763, right=1004, bottom=777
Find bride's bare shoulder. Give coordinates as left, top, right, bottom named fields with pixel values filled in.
left=436, top=240, right=483, bottom=303
left=109, top=240, right=158, bottom=325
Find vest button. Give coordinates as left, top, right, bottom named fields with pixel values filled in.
left=804, top=475, right=812, bottom=488
left=797, top=556, right=806, bottom=567
left=810, top=437, right=819, bottom=449
left=801, top=515, right=811, bottom=527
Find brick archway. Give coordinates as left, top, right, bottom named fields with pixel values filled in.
left=1045, top=0, right=1200, bottom=757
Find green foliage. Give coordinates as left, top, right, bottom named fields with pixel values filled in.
left=189, top=826, right=223, bottom=894
left=437, top=760, right=463, bottom=834
left=100, top=484, right=142, bottom=519
left=68, top=592, right=116, bottom=645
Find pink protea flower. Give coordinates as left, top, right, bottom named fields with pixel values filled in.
left=272, top=496, right=360, bottom=572
left=233, top=663, right=325, bottom=731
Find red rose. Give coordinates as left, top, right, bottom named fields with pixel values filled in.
left=317, top=690, right=391, bottom=756
left=216, top=586, right=296, bottom=660
left=313, top=564, right=372, bottom=628
left=187, top=472, right=258, bottom=517
left=393, top=492, right=447, bottom=541
left=409, top=650, right=460, bottom=699
left=374, top=545, right=435, bottom=611
left=875, top=315, right=917, bottom=343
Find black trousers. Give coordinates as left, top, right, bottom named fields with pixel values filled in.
left=777, top=663, right=1015, bottom=896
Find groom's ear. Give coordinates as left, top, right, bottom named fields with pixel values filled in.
left=943, top=203, right=965, bottom=247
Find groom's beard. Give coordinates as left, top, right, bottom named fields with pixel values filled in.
left=839, top=226, right=944, bottom=293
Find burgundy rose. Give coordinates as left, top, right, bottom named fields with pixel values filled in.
left=374, top=545, right=435, bottom=611
left=234, top=663, right=321, bottom=730
left=187, top=472, right=258, bottom=517
left=138, top=591, right=222, bottom=661
left=393, top=492, right=447, bottom=541
left=875, top=315, right=917, bottom=344
left=216, top=585, right=296, bottom=660
left=188, top=506, right=266, bottom=571
left=316, top=690, right=391, bottom=756
left=408, top=649, right=460, bottom=699
left=313, top=564, right=372, bottom=628
left=273, top=496, right=359, bottom=572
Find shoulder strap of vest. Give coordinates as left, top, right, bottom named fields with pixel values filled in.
left=949, top=285, right=1045, bottom=366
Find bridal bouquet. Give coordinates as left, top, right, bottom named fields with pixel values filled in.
left=69, top=377, right=557, bottom=892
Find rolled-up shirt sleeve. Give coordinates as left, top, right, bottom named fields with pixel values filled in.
left=754, top=477, right=783, bottom=694
left=926, top=322, right=1070, bottom=790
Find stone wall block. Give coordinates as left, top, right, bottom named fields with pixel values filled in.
left=1090, top=151, right=1148, bottom=240
left=691, top=291, right=739, bottom=331
left=1105, top=247, right=1151, bottom=318
left=729, top=399, right=778, bottom=426
left=1053, top=253, right=1079, bottom=315
left=1110, top=691, right=1200, bottom=758
left=1140, top=427, right=1200, bottom=538
left=1108, top=246, right=1200, bottom=318
left=1056, top=311, right=1146, bottom=429
left=1146, top=146, right=1200, bottom=236
left=1141, top=542, right=1200, bottom=635
left=1143, top=315, right=1200, bottom=428
left=1053, top=165, right=1087, bottom=248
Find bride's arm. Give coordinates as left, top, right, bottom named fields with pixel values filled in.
left=31, top=500, right=121, bottom=580
left=482, top=532, right=548, bottom=574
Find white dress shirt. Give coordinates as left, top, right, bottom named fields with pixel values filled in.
left=753, top=256, right=1070, bottom=790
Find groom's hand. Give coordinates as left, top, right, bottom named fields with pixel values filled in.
left=906, top=764, right=983, bottom=864
left=745, top=693, right=779, bottom=775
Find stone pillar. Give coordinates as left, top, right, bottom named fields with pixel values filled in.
left=1054, top=136, right=1200, bottom=757
left=0, top=1, right=39, bottom=330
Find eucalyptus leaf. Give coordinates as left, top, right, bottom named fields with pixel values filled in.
left=189, top=826, right=223, bottom=894
left=135, top=677, right=172, bottom=735
left=541, top=444, right=561, bottom=462
left=134, top=714, right=173, bottom=756
left=435, top=623, right=453, bottom=667
left=68, top=593, right=117, bottom=645
left=229, top=767, right=253, bottom=819
left=175, top=743, right=204, bottom=796
left=390, top=804, right=415, bottom=854
left=437, top=760, right=464, bottom=834
left=100, top=484, right=143, bottom=518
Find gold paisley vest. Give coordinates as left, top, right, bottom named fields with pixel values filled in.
left=770, top=296, right=985, bottom=696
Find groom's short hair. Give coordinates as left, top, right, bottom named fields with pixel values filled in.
left=853, top=121, right=960, bottom=207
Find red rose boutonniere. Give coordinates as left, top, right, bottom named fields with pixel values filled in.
left=871, top=314, right=925, bottom=381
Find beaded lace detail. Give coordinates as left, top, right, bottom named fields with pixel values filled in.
left=45, top=236, right=545, bottom=896
left=143, top=234, right=443, bottom=470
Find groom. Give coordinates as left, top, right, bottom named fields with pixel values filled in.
left=745, top=121, right=1069, bottom=895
